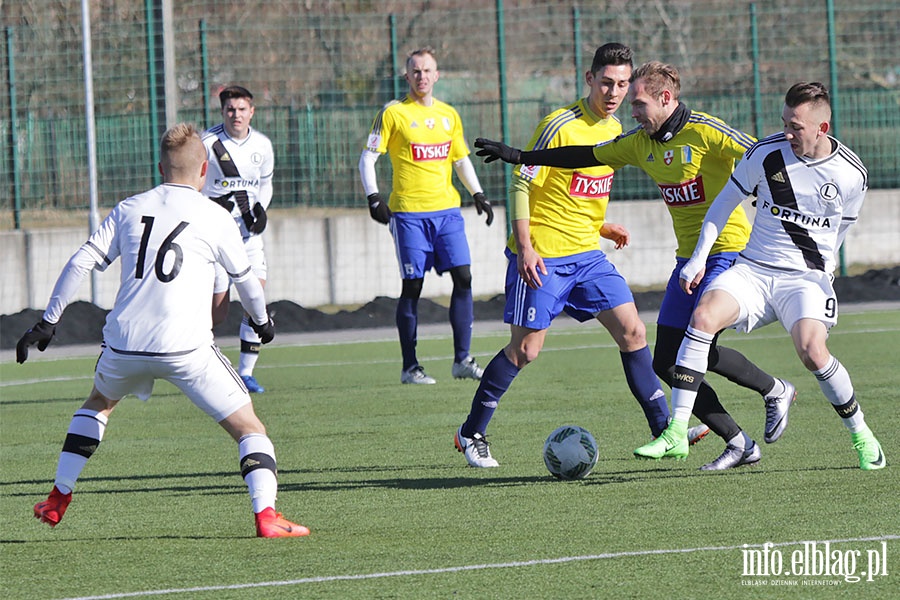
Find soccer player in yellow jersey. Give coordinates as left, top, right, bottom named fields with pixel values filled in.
left=457, top=44, right=680, bottom=467
left=359, top=47, right=493, bottom=385
left=475, top=61, right=797, bottom=471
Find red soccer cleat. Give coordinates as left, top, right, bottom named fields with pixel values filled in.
left=34, top=486, right=72, bottom=527
left=255, top=507, right=310, bottom=538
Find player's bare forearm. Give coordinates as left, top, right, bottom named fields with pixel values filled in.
left=600, top=222, right=630, bottom=249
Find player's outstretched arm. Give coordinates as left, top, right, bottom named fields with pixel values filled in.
left=475, top=138, right=600, bottom=169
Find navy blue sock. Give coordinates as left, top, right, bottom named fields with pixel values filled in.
left=449, top=287, right=474, bottom=363
left=621, top=346, right=670, bottom=437
left=461, top=349, right=520, bottom=436
left=396, top=297, right=418, bottom=371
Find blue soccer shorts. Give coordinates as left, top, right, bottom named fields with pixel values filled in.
left=657, top=252, right=739, bottom=329
left=390, top=209, right=471, bottom=279
left=503, top=249, right=634, bottom=330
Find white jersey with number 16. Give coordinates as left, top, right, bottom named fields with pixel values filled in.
left=84, top=183, right=254, bottom=354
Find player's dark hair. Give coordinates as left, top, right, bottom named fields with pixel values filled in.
left=590, top=43, right=633, bottom=73
left=785, top=82, right=830, bottom=108
left=630, top=61, right=681, bottom=100
left=218, top=85, right=254, bottom=108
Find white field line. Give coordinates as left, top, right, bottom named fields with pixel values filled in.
left=56, top=534, right=900, bottom=600
left=2, top=324, right=899, bottom=389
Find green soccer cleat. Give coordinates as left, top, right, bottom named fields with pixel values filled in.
left=851, top=429, right=886, bottom=471
left=635, top=420, right=689, bottom=460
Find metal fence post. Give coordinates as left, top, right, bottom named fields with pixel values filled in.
left=6, top=27, right=22, bottom=230
left=495, top=0, right=511, bottom=231
left=390, top=15, right=401, bottom=100
left=573, top=6, right=582, bottom=102
left=199, top=19, right=211, bottom=129
left=826, top=0, right=847, bottom=276
left=750, top=3, right=763, bottom=139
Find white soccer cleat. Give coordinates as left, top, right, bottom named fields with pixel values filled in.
left=455, top=426, right=499, bottom=468
left=700, top=442, right=762, bottom=471
left=764, top=378, right=796, bottom=443
left=687, top=423, right=711, bottom=446
left=401, top=365, right=436, bottom=385
left=452, top=356, right=484, bottom=380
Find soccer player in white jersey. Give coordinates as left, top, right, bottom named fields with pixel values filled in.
left=634, top=82, right=885, bottom=470
left=202, top=85, right=274, bottom=393
left=18, top=123, right=310, bottom=537
left=359, top=46, right=493, bottom=385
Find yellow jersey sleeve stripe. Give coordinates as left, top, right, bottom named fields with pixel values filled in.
left=532, top=105, right=584, bottom=150
left=687, top=113, right=755, bottom=149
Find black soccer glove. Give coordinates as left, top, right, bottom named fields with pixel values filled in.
left=210, top=193, right=236, bottom=213
left=473, top=192, right=494, bottom=226
left=250, top=316, right=275, bottom=344
left=16, top=319, right=57, bottom=364
left=367, top=193, right=392, bottom=225
left=474, top=138, right=522, bottom=165
left=246, top=203, right=268, bottom=235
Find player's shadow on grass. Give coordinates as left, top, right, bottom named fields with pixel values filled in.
left=5, top=462, right=860, bottom=500
left=275, top=463, right=859, bottom=492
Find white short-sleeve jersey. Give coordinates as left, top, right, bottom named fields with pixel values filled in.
left=82, top=183, right=254, bottom=354
left=201, top=124, right=274, bottom=239
left=728, top=133, right=867, bottom=274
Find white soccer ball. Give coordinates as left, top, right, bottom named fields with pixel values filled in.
left=543, top=425, right=599, bottom=480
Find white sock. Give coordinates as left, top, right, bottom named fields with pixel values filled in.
left=726, top=431, right=753, bottom=451
left=239, top=319, right=261, bottom=377
left=764, top=378, right=785, bottom=400
left=815, top=356, right=866, bottom=432
left=671, top=327, right=714, bottom=423
left=239, top=433, right=278, bottom=513
left=55, top=409, right=108, bottom=495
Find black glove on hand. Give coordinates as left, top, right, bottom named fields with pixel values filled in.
left=250, top=316, right=275, bottom=344
left=16, top=319, right=57, bottom=364
left=473, top=192, right=494, bottom=226
left=247, top=203, right=268, bottom=235
left=211, top=193, right=236, bottom=213
left=367, top=193, right=392, bottom=225
left=474, top=138, right=522, bottom=164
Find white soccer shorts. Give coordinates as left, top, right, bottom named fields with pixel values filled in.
left=93, top=344, right=251, bottom=422
left=705, top=261, right=838, bottom=334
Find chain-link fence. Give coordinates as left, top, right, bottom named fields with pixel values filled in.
left=3, top=0, right=899, bottom=227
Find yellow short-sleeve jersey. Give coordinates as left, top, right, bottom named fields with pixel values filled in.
left=510, top=99, right=621, bottom=258
left=593, top=111, right=755, bottom=257
left=365, top=95, right=470, bottom=213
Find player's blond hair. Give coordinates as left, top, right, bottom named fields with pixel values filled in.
left=631, top=61, right=681, bottom=101
left=159, top=123, right=205, bottom=180
left=406, top=46, right=437, bottom=70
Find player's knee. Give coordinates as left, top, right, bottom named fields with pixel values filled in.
left=400, top=278, right=424, bottom=299
left=618, top=322, right=648, bottom=352
left=506, top=342, right=540, bottom=367
left=85, top=387, right=119, bottom=413
left=652, top=326, right=681, bottom=380
left=449, top=265, right=472, bottom=290
left=797, top=343, right=830, bottom=372
left=689, top=305, right=718, bottom=333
